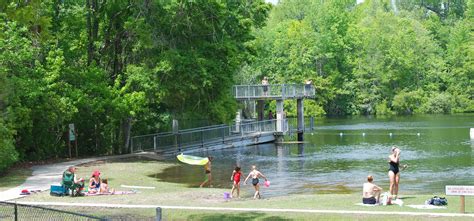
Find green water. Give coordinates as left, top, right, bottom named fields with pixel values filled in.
left=152, top=114, right=473, bottom=196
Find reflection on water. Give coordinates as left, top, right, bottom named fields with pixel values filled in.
left=152, top=114, right=474, bottom=197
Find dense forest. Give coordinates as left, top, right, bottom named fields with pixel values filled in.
left=0, top=0, right=472, bottom=172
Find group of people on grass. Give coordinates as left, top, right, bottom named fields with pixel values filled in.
left=362, top=146, right=405, bottom=205
left=62, top=166, right=113, bottom=196
left=199, top=157, right=268, bottom=199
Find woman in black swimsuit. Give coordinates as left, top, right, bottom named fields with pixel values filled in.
left=388, top=146, right=401, bottom=199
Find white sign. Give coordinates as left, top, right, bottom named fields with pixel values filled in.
left=69, top=124, right=75, bottom=141
left=446, top=185, right=474, bottom=196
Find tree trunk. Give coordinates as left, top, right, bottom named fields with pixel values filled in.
left=122, top=117, right=132, bottom=153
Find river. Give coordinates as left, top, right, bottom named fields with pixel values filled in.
left=152, top=114, right=474, bottom=197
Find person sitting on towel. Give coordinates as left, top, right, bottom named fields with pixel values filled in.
left=88, top=170, right=102, bottom=193
left=362, top=175, right=383, bottom=204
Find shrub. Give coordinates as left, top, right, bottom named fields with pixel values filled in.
left=422, top=93, right=453, bottom=114
left=0, top=120, right=18, bottom=173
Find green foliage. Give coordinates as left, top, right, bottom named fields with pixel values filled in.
left=375, top=100, right=394, bottom=116
left=0, top=0, right=270, bottom=167
left=422, top=93, right=453, bottom=114
left=243, top=0, right=472, bottom=116
left=0, top=119, right=17, bottom=173
left=392, top=90, right=424, bottom=115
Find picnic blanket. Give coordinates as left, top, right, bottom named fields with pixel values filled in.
left=84, top=191, right=137, bottom=196
left=355, top=203, right=378, bottom=207
left=407, top=205, right=447, bottom=209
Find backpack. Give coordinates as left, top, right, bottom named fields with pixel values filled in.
left=426, top=196, right=448, bottom=206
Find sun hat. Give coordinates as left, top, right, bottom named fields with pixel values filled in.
left=92, top=170, right=101, bottom=177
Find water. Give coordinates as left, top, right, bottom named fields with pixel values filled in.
left=152, top=114, right=474, bottom=197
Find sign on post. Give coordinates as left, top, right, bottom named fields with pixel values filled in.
left=69, top=124, right=75, bottom=141
left=446, top=185, right=474, bottom=213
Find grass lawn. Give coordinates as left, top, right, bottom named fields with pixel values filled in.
left=0, top=167, right=32, bottom=191
left=15, top=157, right=474, bottom=220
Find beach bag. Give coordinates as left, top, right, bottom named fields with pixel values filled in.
left=426, top=196, right=448, bottom=206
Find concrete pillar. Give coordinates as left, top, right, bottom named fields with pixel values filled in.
left=235, top=110, right=241, bottom=133
left=297, top=99, right=304, bottom=141
left=276, top=100, right=284, bottom=132
left=173, top=119, right=179, bottom=151
left=257, top=100, right=264, bottom=121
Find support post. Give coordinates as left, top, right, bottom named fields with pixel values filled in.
left=156, top=207, right=162, bottom=221
left=276, top=100, right=284, bottom=132
left=257, top=100, right=264, bottom=121
left=460, top=195, right=465, bottom=213
left=173, top=119, right=179, bottom=150
left=14, top=202, right=18, bottom=221
left=153, top=136, right=157, bottom=151
left=235, top=110, right=241, bottom=133
left=297, top=99, right=304, bottom=141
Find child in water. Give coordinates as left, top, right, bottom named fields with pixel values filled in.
left=200, top=157, right=213, bottom=188
left=230, top=166, right=242, bottom=198
left=244, top=165, right=268, bottom=199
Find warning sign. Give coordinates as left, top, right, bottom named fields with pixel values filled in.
left=446, top=185, right=474, bottom=196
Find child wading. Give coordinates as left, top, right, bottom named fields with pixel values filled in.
left=199, top=157, right=213, bottom=188
left=244, top=165, right=268, bottom=199
left=230, top=166, right=242, bottom=198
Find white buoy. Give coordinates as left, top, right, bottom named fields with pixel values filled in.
left=362, top=132, right=366, bottom=136
left=311, top=133, right=314, bottom=136
left=417, top=133, right=420, bottom=136
left=470, top=128, right=474, bottom=139
left=389, top=133, right=393, bottom=137
left=339, top=132, right=343, bottom=136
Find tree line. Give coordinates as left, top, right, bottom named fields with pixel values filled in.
left=239, top=0, right=472, bottom=117
left=0, top=0, right=270, bottom=172
left=1, top=0, right=472, bottom=173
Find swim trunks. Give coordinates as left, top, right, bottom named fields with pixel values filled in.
left=362, top=197, right=376, bottom=205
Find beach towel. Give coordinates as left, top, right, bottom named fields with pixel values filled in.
left=355, top=203, right=378, bottom=207
left=407, top=205, right=447, bottom=209
left=84, top=191, right=137, bottom=196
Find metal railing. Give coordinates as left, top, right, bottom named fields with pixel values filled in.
left=131, top=117, right=317, bottom=153
left=233, top=84, right=316, bottom=100
left=131, top=119, right=283, bottom=153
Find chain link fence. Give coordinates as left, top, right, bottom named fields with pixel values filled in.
left=0, top=201, right=163, bottom=221
left=0, top=201, right=104, bottom=220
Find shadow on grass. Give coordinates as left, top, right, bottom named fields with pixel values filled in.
left=187, top=212, right=290, bottom=221
left=0, top=168, right=33, bottom=190
left=398, top=196, right=416, bottom=200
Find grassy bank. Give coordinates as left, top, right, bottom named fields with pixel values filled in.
left=0, top=167, right=32, bottom=191
left=15, top=158, right=473, bottom=220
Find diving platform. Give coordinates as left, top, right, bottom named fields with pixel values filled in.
left=233, top=84, right=315, bottom=100
left=233, top=84, right=315, bottom=141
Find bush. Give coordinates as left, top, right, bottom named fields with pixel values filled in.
left=375, top=100, right=394, bottom=116
left=0, top=120, right=18, bottom=173
left=422, top=93, right=453, bottom=114
left=392, top=90, right=423, bottom=115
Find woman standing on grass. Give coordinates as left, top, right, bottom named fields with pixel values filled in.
left=388, top=146, right=401, bottom=199
left=244, top=165, right=268, bottom=199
